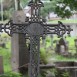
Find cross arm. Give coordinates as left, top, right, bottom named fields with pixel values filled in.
left=44, top=21, right=73, bottom=37
left=0, top=20, right=29, bottom=36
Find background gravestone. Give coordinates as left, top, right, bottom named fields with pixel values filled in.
left=55, top=38, right=69, bottom=56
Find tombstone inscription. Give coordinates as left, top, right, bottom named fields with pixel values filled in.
left=0, top=0, right=73, bottom=77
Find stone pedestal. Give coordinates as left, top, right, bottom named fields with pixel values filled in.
left=11, top=34, right=29, bottom=74
left=11, top=11, right=29, bottom=74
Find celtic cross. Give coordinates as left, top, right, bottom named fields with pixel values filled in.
left=0, top=0, right=72, bottom=77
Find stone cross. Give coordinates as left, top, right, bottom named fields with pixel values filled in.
left=0, top=0, right=73, bottom=77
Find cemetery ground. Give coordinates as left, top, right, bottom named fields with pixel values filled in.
left=0, top=32, right=77, bottom=77
left=0, top=20, right=77, bottom=77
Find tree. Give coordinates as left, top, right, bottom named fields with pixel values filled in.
left=54, top=0, right=77, bottom=18
left=42, top=0, right=77, bottom=18
left=0, top=0, right=28, bottom=20
left=1, top=0, right=77, bottom=19
left=20, top=0, right=28, bottom=7
left=41, top=0, right=57, bottom=17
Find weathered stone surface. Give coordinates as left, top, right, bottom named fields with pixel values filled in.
left=12, top=11, right=26, bottom=23
left=55, top=38, right=69, bottom=56
left=11, top=34, right=29, bottom=74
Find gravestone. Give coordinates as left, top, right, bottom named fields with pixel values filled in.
left=55, top=38, right=69, bottom=56
left=59, top=38, right=67, bottom=54
left=55, top=40, right=60, bottom=54
left=0, top=56, right=4, bottom=74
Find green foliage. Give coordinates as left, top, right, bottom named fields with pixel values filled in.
left=41, top=1, right=56, bottom=17
left=46, top=37, right=51, bottom=47
left=0, top=72, right=44, bottom=77
left=42, top=0, right=77, bottom=18
left=20, top=0, right=28, bottom=7
left=45, top=36, right=77, bottom=62
left=40, top=69, right=47, bottom=77
left=62, top=0, right=77, bottom=10
left=1, top=0, right=77, bottom=19
left=55, top=6, right=72, bottom=18
left=0, top=45, right=11, bottom=72
left=0, top=33, right=11, bottom=72
left=40, top=48, right=48, bottom=64
left=53, top=68, right=70, bottom=77
left=61, top=71, right=69, bottom=77
left=55, top=54, right=77, bottom=61
left=48, top=19, right=77, bottom=24
left=55, top=0, right=77, bottom=18
left=0, top=72, right=22, bottom=77
left=0, top=11, right=10, bottom=20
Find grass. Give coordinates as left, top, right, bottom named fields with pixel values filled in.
left=55, top=54, right=77, bottom=61
left=48, top=19, right=77, bottom=24
left=0, top=33, right=11, bottom=72
left=48, top=53, right=77, bottom=62
left=0, top=33, right=76, bottom=73
left=46, top=36, right=76, bottom=49
left=0, top=47, right=11, bottom=72
left=44, top=36, right=77, bottom=62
